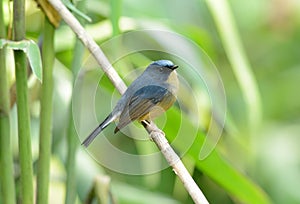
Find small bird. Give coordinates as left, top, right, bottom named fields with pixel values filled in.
left=82, top=60, right=179, bottom=147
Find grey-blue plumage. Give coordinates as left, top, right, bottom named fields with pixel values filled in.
left=82, top=60, right=179, bottom=147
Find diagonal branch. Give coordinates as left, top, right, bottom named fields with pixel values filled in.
left=48, top=0, right=127, bottom=95
left=46, top=0, right=209, bottom=203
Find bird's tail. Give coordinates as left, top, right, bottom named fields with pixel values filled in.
left=82, top=113, right=114, bottom=147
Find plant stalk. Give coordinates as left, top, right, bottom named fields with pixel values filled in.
left=110, top=0, right=121, bottom=36
left=65, top=1, right=86, bottom=203
left=0, top=0, right=16, bottom=202
left=36, top=17, right=55, bottom=204
left=13, top=0, right=34, bottom=202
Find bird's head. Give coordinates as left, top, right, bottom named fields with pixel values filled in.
left=144, top=59, right=179, bottom=83
left=150, top=60, right=178, bottom=71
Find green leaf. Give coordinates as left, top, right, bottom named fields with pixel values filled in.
left=25, top=40, right=43, bottom=82
left=0, top=39, right=42, bottom=82
left=62, top=0, right=92, bottom=22
left=2, top=39, right=28, bottom=50
left=0, top=39, right=6, bottom=48
left=111, top=181, right=181, bottom=204
left=164, top=109, right=271, bottom=204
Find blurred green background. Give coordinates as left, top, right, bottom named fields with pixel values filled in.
left=1, top=0, right=300, bottom=203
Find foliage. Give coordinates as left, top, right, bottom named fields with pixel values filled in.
left=1, top=0, right=300, bottom=203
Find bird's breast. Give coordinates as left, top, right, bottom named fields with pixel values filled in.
left=167, top=71, right=179, bottom=95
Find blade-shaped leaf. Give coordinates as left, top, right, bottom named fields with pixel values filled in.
left=25, top=40, right=43, bottom=82
left=0, top=39, right=28, bottom=49
left=0, top=39, right=42, bottom=82
left=164, top=109, right=271, bottom=204
left=0, top=39, right=6, bottom=48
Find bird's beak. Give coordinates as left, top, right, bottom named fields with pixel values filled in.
left=171, top=65, right=178, bottom=70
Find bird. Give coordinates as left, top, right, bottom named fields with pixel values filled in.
left=82, top=60, right=179, bottom=147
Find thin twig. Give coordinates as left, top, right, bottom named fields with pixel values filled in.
left=142, top=121, right=208, bottom=204
left=47, top=0, right=209, bottom=203
left=48, top=0, right=127, bottom=94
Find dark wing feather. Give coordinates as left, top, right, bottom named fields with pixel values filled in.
left=115, top=85, right=169, bottom=132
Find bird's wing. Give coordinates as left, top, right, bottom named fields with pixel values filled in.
left=115, top=85, right=171, bottom=132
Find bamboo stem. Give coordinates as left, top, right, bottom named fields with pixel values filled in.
left=65, top=1, right=86, bottom=203
left=36, top=17, right=55, bottom=204
left=13, top=0, right=34, bottom=202
left=0, top=0, right=16, bottom=202
left=110, top=0, right=121, bottom=36
left=14, top=46, right=34, bottom=204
